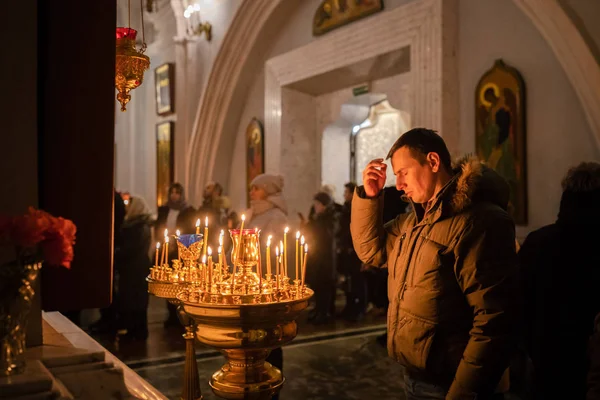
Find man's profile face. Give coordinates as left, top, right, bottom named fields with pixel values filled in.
left=390, top=146, right=437, bottom=204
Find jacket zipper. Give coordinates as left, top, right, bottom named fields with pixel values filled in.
left=392, top=232, right=406, bottom=280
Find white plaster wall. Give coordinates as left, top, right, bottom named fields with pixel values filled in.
left=318, top=74, right=412, bottom=203
left=227, top=1, right=421, bottom=215
left=458, top=0, right=600, bottom=238
left=115, top=0, right=242, bottom=211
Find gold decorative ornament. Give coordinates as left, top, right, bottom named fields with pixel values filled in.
left=115, top=0, right=150, bottom=111
left=184, top=3, right=212, bottom=41
left=176, top=228, right=313, bottom=399
left=147, top=233, right=205, bottom=400
left=148, top=222, right=313, bottom=399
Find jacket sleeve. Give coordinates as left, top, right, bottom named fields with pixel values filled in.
left=350, top=187, right=401, bottom=268
left=447, top=208, right=519, bottom=399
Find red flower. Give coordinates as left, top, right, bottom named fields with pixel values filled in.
left=10, top=207, right=51, bottom=248
left=42, top=234, right=74, bottom=268
left=0, top=207, right=77, bottom=269
left=42, top=215, right=77, bottom=268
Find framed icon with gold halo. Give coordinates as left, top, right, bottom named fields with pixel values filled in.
left=475, top=59, right=527, bottom=224
left=246, top=118, right=264, bottom=207
left=313, top=0, right=384, bottom=36
left=156, top=121, right=174, bottom=208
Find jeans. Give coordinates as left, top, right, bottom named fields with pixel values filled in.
left=404, top=375, right=447, bottom=400
left=404, top=374, right=506, bottom=400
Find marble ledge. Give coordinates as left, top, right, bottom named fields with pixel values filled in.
left=0, top=312, right=168, bottom=400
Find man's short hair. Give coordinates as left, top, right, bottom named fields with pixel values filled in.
left=386, top=128, right=452, bottom=172
left=344, top=182, right=357, bottom=192
left=561, top=162, right=600, bottom=193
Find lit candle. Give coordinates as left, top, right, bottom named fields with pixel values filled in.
left=283, top=227, right=289, bottom=278
left=195, top=219, right=200, bottom=235
left=155, top=242, right=160, bottom=269
left=295, top=231, right=300, bottom=281
left=203, top=216, right=209, bottom=261
left=218, top=246, right=223, bottom=281
left=279, top=241, right=285, bottom=277
left=275, top=246, right=280, bottom=292
left=201, top=255, right=207, bottom=284
left=266, top=236, right=272, bottom=276
left=164, top=236, right=170, bottom=266
left=300, top=235, right=305, bottom=277
left=175, top=229, right=181, bottom=262
left=208, top=247, right=213, bottom=290
left=301, top=244, right=308, bottom=287
left=233, top=214, right=245, bottom=285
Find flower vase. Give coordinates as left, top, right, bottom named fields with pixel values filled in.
left=0, top=262, right=42, bottom=376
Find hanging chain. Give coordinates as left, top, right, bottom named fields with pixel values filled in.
left=140, top=0, right=147, bottom=53
left=128, top=0, right=131, bottom=28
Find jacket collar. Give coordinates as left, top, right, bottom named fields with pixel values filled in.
left=410, top=156, right=510, bottom=224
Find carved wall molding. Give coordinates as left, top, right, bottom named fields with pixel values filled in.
left=512, top=0, right=600, bottom=149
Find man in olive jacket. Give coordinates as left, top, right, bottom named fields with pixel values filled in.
left=351, top=128, right=519, bottom=399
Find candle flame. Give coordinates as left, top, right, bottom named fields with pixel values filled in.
left=218, top=246, right=222, bottom=254
left=219, top=235, right=223, bottom=246
left=195, top=219, right=200, bottom=228
left=202, top=255, right=206, bottom=263
left=275, top=247, right=279, bottom=256
left=304, top=243, right=308, bottom=252
left=267, top=237, right=271, bottom=246
left=205, top=216, right=208, bottom=227
left=156, top=242, right=160, bottom=249
left=296, top=231, right=300, bottom=239
left=164, top=228, right=168, bottom=237
left=301, top=235, right=305, bottom=245
left=241, top=214, right=246, bottom=221
left=280, top=241, right=284, bottom=252
left=284, top=226, right=289, bottom=233
left=165, top=236, right=170, bottom=243
left=220, top=229, right=224, bottom=236
left=176, top=229, right=181, bottom=237
left=208, top=246, right=212, bottom=256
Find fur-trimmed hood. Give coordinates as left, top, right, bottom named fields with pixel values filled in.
left=449, top=156, right=510, bottom=213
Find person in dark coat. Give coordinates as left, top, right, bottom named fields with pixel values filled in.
left=337, top=182, right=367, bottom=321
left=116, top=196, right=153, bottom=341
left=305, top=191, right=337, bottom=325
left=520, top=161, right=600, bottom=400
left=155, top=182, right=197, bottom=327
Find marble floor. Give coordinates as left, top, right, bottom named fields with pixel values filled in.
left=135, top=330, right=402, bottom=400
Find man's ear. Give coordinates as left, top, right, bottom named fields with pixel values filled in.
left=426, top=152, right=441, bottom=173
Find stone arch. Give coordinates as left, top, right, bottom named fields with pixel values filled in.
left=186, top=0, right=600, bottom=202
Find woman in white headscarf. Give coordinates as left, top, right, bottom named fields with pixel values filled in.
left=246, top=173, right=288, bottom=400
left=246, top=173, right=288, bottom=236
left=116, top=196, right=153, bottom=341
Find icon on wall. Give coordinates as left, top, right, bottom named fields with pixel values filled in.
left=313, top=0, right=384, bottom=36
left=246, top=118, right=265, bottom=207
left=156, top=121, right=174, bottom=208
left=155, top=63, right=175, bottom=116
left=475, top=59, right=527, bottom=224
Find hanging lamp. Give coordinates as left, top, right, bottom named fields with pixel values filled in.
left=115, top=0, right=150, bottom=112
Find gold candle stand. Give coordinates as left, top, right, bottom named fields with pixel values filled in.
left=174, top=229, right=313, bottom=400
